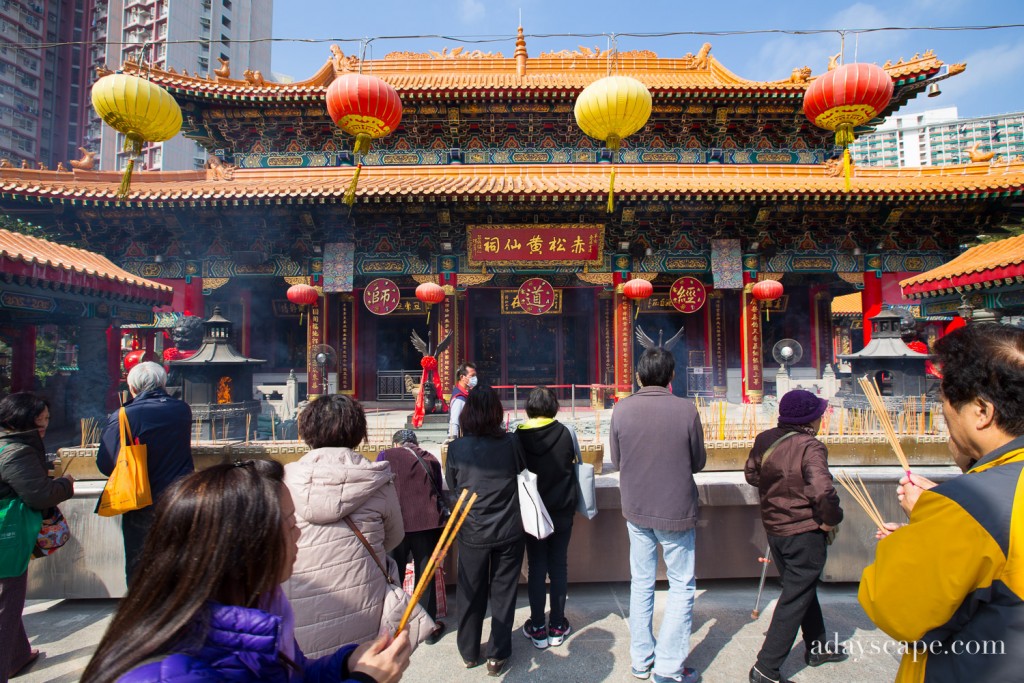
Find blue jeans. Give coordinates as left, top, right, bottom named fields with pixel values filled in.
left=627, top=522, right=697, bottom=679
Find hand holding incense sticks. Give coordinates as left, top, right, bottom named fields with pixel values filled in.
left=857, top=375, right=912, bottom=475
left=396, top=489, right=478, bottom=636
left=835, top=470, right=887, bottom=534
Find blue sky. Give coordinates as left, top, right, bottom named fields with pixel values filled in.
left=271, top=0, right=1024, bottom=119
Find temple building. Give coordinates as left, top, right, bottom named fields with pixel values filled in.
left=2, top=33, right=1022, bottom=411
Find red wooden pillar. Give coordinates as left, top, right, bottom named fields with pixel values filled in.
left=9, top=325, right=36, bottom=392
left=306, top=286, right=326, bottom=399
left=740, top=272, right=764, bottom=404
left=437, top=285, right=457, bottom=398
left=862, top=265, right=883, bottom=346
left=612, top=289, right=633, bottom=399
left=183, top=278, right=204, bottom=318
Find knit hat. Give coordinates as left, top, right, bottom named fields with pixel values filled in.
left=777, top=389, right=829, bottom=425
left=392, top=429, right=418, bottom=445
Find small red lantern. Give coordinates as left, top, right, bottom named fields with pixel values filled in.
left=325, top=73, right=403, bottom=206
left=123, top=349, right=149, bottom=373
left=752, top=279, right=784, bottom=320
left=803, top=62, right=893, bottom=190
left=622, top=278, right=654, bottom=300
left=287, top=283, right=319, bottom=324
left=415, top=282, right=446, bottom=305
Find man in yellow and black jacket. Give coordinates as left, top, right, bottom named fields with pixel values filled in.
left=859, top=323, right=1024, bottom=682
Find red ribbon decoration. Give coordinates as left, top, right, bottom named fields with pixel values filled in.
left=412, top=356, right=447, bottom=428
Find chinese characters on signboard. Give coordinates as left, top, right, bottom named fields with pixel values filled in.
left=500, top=288, right=562, bottom=315
left=363, top=278, right=400, bottom=315
left=468, top=224, right=604, bottom=266
left=744, top=290, right=764, bottom=396
left=338, top=296, right=353, bottom=392
left=710, top=293, right=728, bottom=395
left=516, top=278, right=556, bottom=316
left=307, top=299, right=324, bottom=396
left=669, top=277, right=707, bottom=313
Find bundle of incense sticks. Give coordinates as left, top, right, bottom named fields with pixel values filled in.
left=857, top=375, right=912, bottom=474
left=396, top=489, right=478, bottom=636
left=835, top=470, right=887, bottom=533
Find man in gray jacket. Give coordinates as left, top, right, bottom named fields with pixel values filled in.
left=610, top=347, right=707, bottom=683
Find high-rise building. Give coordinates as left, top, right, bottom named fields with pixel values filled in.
left=852, top=107, right=1024, bottom=168
left=0, top=1, right=92, bottom=168
left=85, top=0, right=272, bottom=172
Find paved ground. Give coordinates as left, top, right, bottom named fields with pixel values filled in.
left=20, top=580, right=900, bottom=682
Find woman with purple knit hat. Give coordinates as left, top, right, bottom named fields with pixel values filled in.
left=744, top=389, right=847, bottom=683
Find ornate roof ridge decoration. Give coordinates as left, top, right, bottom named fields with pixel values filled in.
left=576, top=272, right=614, bottom=285
left=900, top=233, right=1024, bottom=298
left=0, top=227, right=173, bottom=303
left=4, top=160, right=1024, bottom=205
left=454, top=273, right=494, bottom=286
left=115, top=40, right=956, bottom=102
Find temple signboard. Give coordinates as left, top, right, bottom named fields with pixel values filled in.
left=363, top=278, right=400, bottom=315
left=516, top=278, right=556, bottom=315
left=669, top=277, right=707, bottom=313
left=501, top=288, right=562, bottom=315
left=468, top=224, right=603, bottom=266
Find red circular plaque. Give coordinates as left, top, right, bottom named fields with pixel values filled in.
left=669, top=277, right=707, bottom=313
left=517, top=278, right=555, bottom=315
left=363, top=278, right=401, bottom=315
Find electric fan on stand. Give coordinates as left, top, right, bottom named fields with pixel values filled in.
left=772, top=338, right=803, bottom=376
left=310, top=344, right=337, bottom=397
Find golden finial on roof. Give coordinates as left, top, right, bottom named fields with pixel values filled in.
left=330, top=45, right=359, bottom=73
left=20, top=160, right=28, bottom=169
left=37, top=162, right=46, bottom=170
left=827, top=52, right=840, bottom=71
left=56, top=162, right=67, bottom=172
left=0, top=159, right=11, bottom=168
left=243, top=69, right=266, bottom=86
left=965, top=142, right=995, bottom=163
left=96, top=65, right=112, bottom=78
left=789, top=66, right=811, bottom=83
left=70, top=147, right=96, bottom=171
left=515, top=26, right=528, bottom=78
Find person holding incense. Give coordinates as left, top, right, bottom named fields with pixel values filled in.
left=283, top=395, right=432, bottom=656
left=445, top=385, right=525, bottom=677
left=744, top=389, right=846, bottom=683
left=860, top=323, right=1024, bottom=683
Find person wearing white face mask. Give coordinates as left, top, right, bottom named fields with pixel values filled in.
left=448, top=362, right=478, bottom=440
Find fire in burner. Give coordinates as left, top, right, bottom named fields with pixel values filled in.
left=217, top=377, right=232, bottom=404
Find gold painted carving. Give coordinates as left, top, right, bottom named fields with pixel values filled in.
left=203, top=277, right=230, bottom=291
left=838, top=272, right=865, bottom=285
left=283, top=276, right=308, bottom=286
left=455, top=274, right=494, bottom=286
left=576, top=272, right=614, bottom=285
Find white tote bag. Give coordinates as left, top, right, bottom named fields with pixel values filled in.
left=517, top=468, right=554, bottom=539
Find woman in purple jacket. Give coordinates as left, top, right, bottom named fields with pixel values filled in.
left=80, top=460, right=411, bottom=683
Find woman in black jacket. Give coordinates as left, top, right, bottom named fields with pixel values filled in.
left=516, top=386, right=578, bottom=650
left=445, top=386, right=523, bottom=677
left=0, top=393, right=74, bottom=680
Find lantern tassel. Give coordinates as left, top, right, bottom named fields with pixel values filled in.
left=843, top=147, right=852, bottom=192
left=343, top=163, right=363, bottom=207
left=117, top=134, right=144, bottom=200
left=607, top=166, right=616, bottom=214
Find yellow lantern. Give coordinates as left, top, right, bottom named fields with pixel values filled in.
left=91, top=73, right=182, bottom=198
left=574, top=76, right=652, bottom=212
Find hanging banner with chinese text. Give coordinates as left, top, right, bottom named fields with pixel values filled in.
left=323, top=242, right=355, bottom=293
left=468, top=225, right=603, bottom=266
left=363, top=278, right=400, bottom=315
left=669, top=277, right=707, bottom=313
left=711, top=239, right=743, bottom=290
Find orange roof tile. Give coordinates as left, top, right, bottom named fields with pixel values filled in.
left=0, top=228, right=173, bottom=303
left=831, top=292, right=862, bottom=316
left=122, top=47, right=953, bottom=101
left=900, top=234, right=1024, bottom=297
left=3, top=161, right=1024, bottom=206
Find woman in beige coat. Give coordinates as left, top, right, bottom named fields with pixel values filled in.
left=284, top=395, right=406, bottom=657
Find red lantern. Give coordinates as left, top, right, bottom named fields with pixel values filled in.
left=325, top=73, right=403, bottom=206
left=287, top=284, right=319, bottom=306
left=622, top=278, right=654, bottom=300
left=751, top=279, right=784, bottom=302
left=752, top=279, right=784, bottom=321
left=415, top=282, right=446, bottom=305
left=803, top=63, right=892, bottom=190
left=123, top=349, right=149, bottom=373
left=287, top=283, right=318, bottom=325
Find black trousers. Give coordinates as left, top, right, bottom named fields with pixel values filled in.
left=525, top=513, right=573, bottom=625
left=755, top=530, right=828, bottom=678
left=389, top=527, right=443, bottom=621
left=122, top=506, right=156, bottom=587
left=0, top=571, right=31, bottom=682
left=456, top=538, right=525, bottom=662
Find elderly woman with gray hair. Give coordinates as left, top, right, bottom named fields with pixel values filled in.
left=97, top=361, right=193, bottom=586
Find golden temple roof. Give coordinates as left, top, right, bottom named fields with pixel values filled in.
left=3, top=160, right=1022, bottom=206
left=831, top=292, right=862, bottom=316
left=900, top=233, right=1024, bottom=297
left=117, top=41, right=957, bottom=101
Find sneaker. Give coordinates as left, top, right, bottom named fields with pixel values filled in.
left=486, top=658, right=508, bottom=676
left=805, top=643, right=849, bottom=667
left=463, top=657, right=483, bottom=669
left=522, top=619, right=549, bottom=650
left=631, top=664, right=653, bottom=680
left=425, top=621, right=446, bottom=645
left=653, top=669, right=700, bottom=683
left=748, top=665, right=794, bottom=683
left=547, top=619, right=572, bottom=647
